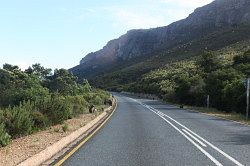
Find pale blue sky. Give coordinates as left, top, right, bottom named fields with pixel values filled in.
left=0, top=0, right=213, bottom=70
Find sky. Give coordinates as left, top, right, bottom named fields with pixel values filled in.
left=0, top=0, right=213, bottom=70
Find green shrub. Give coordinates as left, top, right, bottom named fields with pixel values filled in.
left=4, top=102, right=34, bottom=138
left=66, top=95, right=88, bottom=116
left=91, top=95, right=103, bottom=105
left=31, top=111, right=49, bottom=129
left=0, top=69, right=50, bottom=107
left=62, top=123, right=69, bottom=132
left=0, top=63, right=110, bottom=140
left=37, top=95, right=72, bottom=125
left=83, top=92, right=109, bottom=106
left=222, top=79, right=245, bottom=113
left=233, top=50, right=250, bottom=65
left=0, top=123, right=11, bottom=147
left=0, top=110, right=4, bottom=123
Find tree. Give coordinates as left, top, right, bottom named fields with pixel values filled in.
left=45, top=69, right=79, bottom=95
left=0, top=67, right=49, bottom=107
left=82, top=79, right=92, bottom=93
left=233, top=50, right=250, bottom=65
left=196, top=52, right=223, bottom=74
left=173, top=74, right=205, bottom=105
left=233, top=50, right=250, bottom=77
left=25, top=63, right=52, bottom=79
left=205, top=68, right=243, bottom=111
left=3, top=64, right=20, bottom=72
left=222, top=79, right=245, bottom=113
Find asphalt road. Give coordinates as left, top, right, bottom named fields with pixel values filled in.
left=62, top=93, right=250, bottom=166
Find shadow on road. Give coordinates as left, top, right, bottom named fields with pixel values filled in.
left=219, top=132, right=250, bottom=145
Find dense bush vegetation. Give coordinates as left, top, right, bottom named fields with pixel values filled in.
left=0, top=64, right=110, bottom=147
left=0, top=123, right=11, bottom=147
left=128, top=50, right=250, bottom=114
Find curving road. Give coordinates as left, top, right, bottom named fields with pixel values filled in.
left=61, top=93, right=250, bottom=166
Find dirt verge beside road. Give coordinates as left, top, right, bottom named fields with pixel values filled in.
left=0, top=98, right=117, bottom=166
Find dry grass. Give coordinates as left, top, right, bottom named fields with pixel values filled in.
left=186, top=106, right=250, bottom=125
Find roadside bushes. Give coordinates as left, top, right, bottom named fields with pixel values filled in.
left=0, top=123, right=11, bottom=147
left=0, top=96, right=72, bottom=140
left=130, top=50, right=250, bottom=114
left=0, top=63, right=111, bottom=147
left=222, top=79, right=245, bottom=113
left=91, top=95, right=103, bottom=105
left=0, top=110, right=11, bottom=147
left=82, top=91, right=110, bottom=106
left=31, top=111, right=49, bottom=130
left=0, top=69, right=50, bottom=107
left=0, top=91, right=110, bottom=147
left=36, top=96, right=72, bottom=125
left=205, top=68, right=244, bottom=112
left=4, top=101, right=34, bottom=138
left=66, top=95, right=88, bottom=116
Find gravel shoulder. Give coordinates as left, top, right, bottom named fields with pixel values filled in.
left=0, top=112, right=101, bottom=166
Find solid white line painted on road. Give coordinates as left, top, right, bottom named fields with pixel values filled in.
left=129, top=98, right=244, bottom=166
left=157, top=109, right=244, bottom=166
left=158, top=111, right=165, bottom=117
left=153, top=110, right=223, bottom=166
left=182, top=129, right=207, bottom=147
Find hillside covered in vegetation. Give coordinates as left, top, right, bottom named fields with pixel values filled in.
left=68, top=0, right=250, bottom=117
left=0, top=64, right=110, bottom=147
left=128, top=49, right=250, bottom=114
left=70, top=0, right=250, bottom=88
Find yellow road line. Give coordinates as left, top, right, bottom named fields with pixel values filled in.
left=54, top=100, right=117, bottom=166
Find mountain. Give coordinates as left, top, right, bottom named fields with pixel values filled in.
left=70, top=0, right=250, bottom=89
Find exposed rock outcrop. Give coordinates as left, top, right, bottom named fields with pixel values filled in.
left=70, top=0, right=250, bottom=79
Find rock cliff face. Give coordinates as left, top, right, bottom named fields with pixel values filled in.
left=71, top=0, right=250, bottom=79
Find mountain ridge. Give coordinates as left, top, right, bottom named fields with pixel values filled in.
left=70, top=0, right=250, bottom=88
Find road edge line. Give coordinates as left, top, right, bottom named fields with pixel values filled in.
left=131, top=98, right=244, bottom=166
left=152, top=109, right=223, bottom=166
left=17, top=97, right=117, bottom=166
left=125, top=92, right=250, bottom=127
left=53, top=98, right=117, bottom=166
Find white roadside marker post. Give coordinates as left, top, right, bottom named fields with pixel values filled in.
left=246, top=78, right=250, bottom=120
left=207, top=95, right=210, bottom=109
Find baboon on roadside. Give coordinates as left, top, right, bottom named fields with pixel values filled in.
left=104, top=99, right=113, bottom=106
left=89, top=105, right=96, bottom=113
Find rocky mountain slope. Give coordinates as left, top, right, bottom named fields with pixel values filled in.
left=70, top=0, right=250, bottom=88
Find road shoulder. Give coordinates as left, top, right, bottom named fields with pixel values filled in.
left=14, top=98, right=117, bottom=166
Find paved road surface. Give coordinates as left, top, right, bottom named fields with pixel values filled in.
left=62, top=93, right=250, bottom=166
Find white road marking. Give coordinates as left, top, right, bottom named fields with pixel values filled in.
left=182, top=129, right=207, bottom=147
left=157, top=111, right=165, bottom=117
left=129, top=98, right=244, bottom=166
left=153, top=110, right=223, bottom=166
left=157, top=109, right=244, bottom=166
